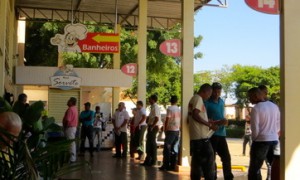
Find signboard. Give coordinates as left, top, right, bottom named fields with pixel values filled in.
left=50, top=65, right=81, bottom=90
left=159, top=39, right=181, bottom=57
left=121, top=63, right=137, bottom=76
left=50, top=23, right=120, bottom=53
left=77, top=33, right=120, bottom=53
left=245, top=0, right=279, bottom=14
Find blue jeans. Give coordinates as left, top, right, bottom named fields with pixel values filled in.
left=190, top=139, right=215, bottom=180
left=162, top=131, right=179, bottom=169
left=248, top=141, right=278, bottom=180
left=210, top=135, right=234, bottom=180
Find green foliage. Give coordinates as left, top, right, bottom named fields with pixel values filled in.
left=25, top=21, right=62, bottom=66
left=226, top=127, right=245, bottom=138
left=0, top=100, right=89, bottom=179
left=193, top=71, right=214, bottom=93
left=231, top=65, right=280, bottom=107
left=0, top=97, right=12, bottom=113
left=193, top=65, right=280, bottom=106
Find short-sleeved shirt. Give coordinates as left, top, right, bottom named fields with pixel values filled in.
left=63, top=106, right=78, bottom=128
left=245, top=123, right=251, bottom=136
left=80, top=110, right=95, bottom=127
left=165, top=105, right=181, bottom=131
left=188, top=94, right=210, bottom=140
left=205, top=98, right=226, bottom=136
left=134, top=107, right=147, bottom=127
left=148, top=103, right=162, bottom=127
left=113, top=109, right=130, bottom=132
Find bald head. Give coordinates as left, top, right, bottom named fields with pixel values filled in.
left=0, top=112, right=22, bottom=137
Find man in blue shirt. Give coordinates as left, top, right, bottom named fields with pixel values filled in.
left=205, top=82, right=233, bottom=180
left=79, top=102, right=95, bottom=157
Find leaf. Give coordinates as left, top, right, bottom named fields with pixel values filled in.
left=0, top=97, right=12, bottom=113
left=24, top=101, right=44, bottom=125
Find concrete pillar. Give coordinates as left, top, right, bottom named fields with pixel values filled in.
left=179, top=0, right=194, bottom=168
left=281, top=1, right=300, bottom=179
left=137, top=0, right=147, bottom=104
left=0, top=0, right=7, bottom=96
left=16, top=20, right=26, bottom=96
left=112, top=25, right=121, bottom=111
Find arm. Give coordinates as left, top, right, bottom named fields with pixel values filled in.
left=164, top=117, right=170, bottom=132
left=212, top=118, right=228, bottom=126
left=151, top=116, right=159, bottom=129
left=250, top=108, right=259, bottom=140
left=192, top=109, right=218, bottom=131
left=138, top=114, right=146, bottom=126
left=119, top=119, right=128, bottom=129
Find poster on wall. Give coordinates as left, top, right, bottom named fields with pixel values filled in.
left=50, top=23, right=120, bottom=53
left=50, top=65, right=81, bottom=90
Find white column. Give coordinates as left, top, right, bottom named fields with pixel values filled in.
left=281, top=1, right=300, bottom=179
left=112, top=25, right=121, bottom=111
left=137, top=0, right=147, bottom=104
left=179, top=0, right=194, bottom=168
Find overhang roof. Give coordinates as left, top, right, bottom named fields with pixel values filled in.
left=15, top=0, right=226, bottom=29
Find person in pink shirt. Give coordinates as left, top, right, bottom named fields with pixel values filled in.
left=62, top=97, right=78, bottom=163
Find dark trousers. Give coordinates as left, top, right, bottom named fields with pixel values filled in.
left=135, top=125, right=147, bottom=154
left=210, top=135, right=234, bottom=180
left=162, top=131, right=179, bottom=169
left=243, top=135, right=252, bottom=155
left=145, top=126, right=159, bottom=164
left=190, top=139, right=215, bottom=180
left=115, top=132, right=128, bottom=156
left=80, top=125, right=94, bottom=154
left=248, top=141, right=277, bottom=180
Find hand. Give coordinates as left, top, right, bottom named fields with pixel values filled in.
left=209, top=123, right=218, bottom=131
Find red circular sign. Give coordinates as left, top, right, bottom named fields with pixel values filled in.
left=121, top=63, right=137, bottom=76
left=159, top=39, right=181, bottom=57
left=245, top=0, right=279, bottom=14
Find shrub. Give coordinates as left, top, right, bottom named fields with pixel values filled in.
left=226, top=127, right=245, bottom=138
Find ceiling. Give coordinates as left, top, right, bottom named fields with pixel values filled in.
left=15, top=0, right=226, bottom=29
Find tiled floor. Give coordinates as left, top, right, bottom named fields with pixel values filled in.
left=60, top=139, right=267, bottom=180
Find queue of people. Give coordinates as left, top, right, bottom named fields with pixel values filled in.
left=3, top=81, right=280, bottom=180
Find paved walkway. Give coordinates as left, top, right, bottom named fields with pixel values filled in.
left=61, top=138, right=267, bottom=180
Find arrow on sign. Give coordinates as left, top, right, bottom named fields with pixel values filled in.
left=92, top=34, right=120, bottom=43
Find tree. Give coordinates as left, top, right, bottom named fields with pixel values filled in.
left=231, top=65, right=280, bottom=107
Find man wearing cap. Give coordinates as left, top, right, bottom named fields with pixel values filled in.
left=79, top=102, right=95, bottom=157
left=205, top=82, right=234, bottom=180
left=63, top=97, right=79, bottom=163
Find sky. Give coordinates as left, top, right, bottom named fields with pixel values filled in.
left=193, top=0, right=280, bottom=73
